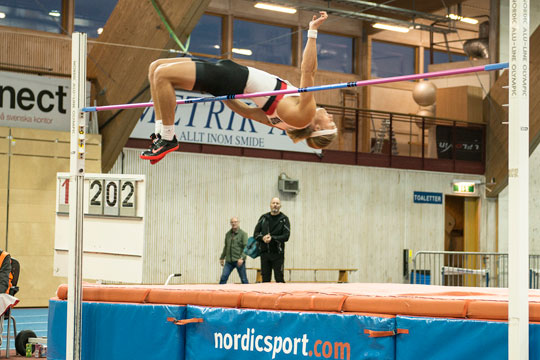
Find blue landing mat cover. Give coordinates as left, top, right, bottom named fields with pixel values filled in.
left=396, top=315, right=540, bottom=360
left=47, top=300, right=540, bottom=360
left=47, top=300, right=186, bottom=360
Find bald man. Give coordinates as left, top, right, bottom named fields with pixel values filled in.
left=253, top=198, right=291, bottom=283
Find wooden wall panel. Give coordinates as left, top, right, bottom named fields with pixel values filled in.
left=89, top=0, right=211, bottom=172
left=484, top=71, right=508, bottom=197
left=0, top=26, right=71, bottom=76
left=436, top=86, right=483, bottom=123
left=10, top=128, right=102, bottom=162
left=2, top=129, right=101, bottom=306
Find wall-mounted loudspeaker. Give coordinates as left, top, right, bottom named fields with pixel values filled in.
left=278, top=173, right=299, bottom=195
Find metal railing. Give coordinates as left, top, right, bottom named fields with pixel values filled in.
left=321, top=104, right=486, bottom=164
left=411, top=251, right=540, bottom=288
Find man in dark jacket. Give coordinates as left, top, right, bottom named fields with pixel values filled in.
left=253, top=197, right=290, bottom=283
left=219, top=217, right=249, bottom=284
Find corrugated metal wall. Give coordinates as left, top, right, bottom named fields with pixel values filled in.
left=110, top=149, right=487, bottom=285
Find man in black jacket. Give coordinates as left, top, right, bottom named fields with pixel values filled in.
left=253, top=197, right=290, bottom=283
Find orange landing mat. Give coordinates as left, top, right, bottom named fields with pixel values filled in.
left=55, top=282, right=540, bottom=322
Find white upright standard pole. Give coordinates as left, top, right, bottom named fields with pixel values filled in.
left=67, top=32, right=87, bottom=360
left=508, top=0, right=529, bottom=359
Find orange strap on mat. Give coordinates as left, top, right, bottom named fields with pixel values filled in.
left=364, top=328, right=409, bottom=337
left=167, top=317, right=203, bottom=326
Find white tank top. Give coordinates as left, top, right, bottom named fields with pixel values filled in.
left=244, top=67, right=301, bottom=130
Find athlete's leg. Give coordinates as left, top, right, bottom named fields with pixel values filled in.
left=148, top=57, right=192, bottom=122
left=140, top=59, right=196, bottom=162
left=153, top=60, right=196, bottom=126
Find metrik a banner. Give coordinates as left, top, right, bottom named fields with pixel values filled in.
left=133, top=90, right=321, bottom=154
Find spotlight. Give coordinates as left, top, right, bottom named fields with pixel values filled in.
left=254, top=2, right=297, bottom=14
left=372, top=23, right=410, bottom=33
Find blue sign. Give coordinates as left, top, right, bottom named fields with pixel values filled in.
left=413, top=192, right=442, bottom=204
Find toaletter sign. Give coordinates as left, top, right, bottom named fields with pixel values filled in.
left=0, top=71, right=83, bottom=131
left=413, top=191, right=443, bottom=204
left=132, top=90, right=320, bottom=154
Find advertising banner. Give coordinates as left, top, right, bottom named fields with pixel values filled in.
left=185, top=305, right=395, bottom=360
left=0, top=71, right=89, bottom=132
left=133, top=90, right=320, bottom=154
left=436, top=125, right=483, bottom=161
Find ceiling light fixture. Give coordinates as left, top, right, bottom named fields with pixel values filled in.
left=447, top=14, right=478, bottom=24
left=232, top=48, right=253, bottom=56
left=0, top=12, right=6, bottom=19
left=372, top=23, right=410, bottom=33
left=254, top=2, right=297, bottom=14
left=48, top=10, right=61, bottom=17
left=97, top=28, right=103, bottom=35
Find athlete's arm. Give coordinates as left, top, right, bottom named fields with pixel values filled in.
left=224, top=100, right=271, bottom=125
left=276, top=12, right=327, bottom=127
left=299, top=12, right=327, bottom=109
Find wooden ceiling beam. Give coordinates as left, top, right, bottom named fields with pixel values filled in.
left=485, top=26, right=540, bottom=197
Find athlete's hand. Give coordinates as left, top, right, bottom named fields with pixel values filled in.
left=309, top=11, right=328, bottom=30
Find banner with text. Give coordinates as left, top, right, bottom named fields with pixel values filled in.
left=132, top=90, right=320, bottom=154
left=0, top=71, right=89, bottom=132
left=185, top=305, right=395, bottom=360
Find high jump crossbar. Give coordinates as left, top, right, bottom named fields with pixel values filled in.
left=81, top=62, right=508, bottom=113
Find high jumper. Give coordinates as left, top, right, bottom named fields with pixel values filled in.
left=140, top=11, right=337, bottom=163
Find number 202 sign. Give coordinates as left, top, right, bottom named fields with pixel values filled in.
left=57, top=174, right=143, bottom=217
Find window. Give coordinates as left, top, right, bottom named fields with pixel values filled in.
left=0, top=0, right=117, bottom=36
left=233, top=19, right=292, bottom=65
left=0, top=0, right=63, bottom=33
left=75, top=0, right=118, bottom=37
left=302, top=31, right=354, bottom=73
left=371, top=40, right=415, bottom=78
left=189, top=14, right=223, bottom=57
left=423, top=49, right=469, bottom=73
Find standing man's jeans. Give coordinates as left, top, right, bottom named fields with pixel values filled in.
left=260, top=252, right=285, bottom=283
left=220, top=261, right=249, bottom=284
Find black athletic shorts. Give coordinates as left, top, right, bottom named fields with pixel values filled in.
left=192, top=59, right=249, bottom=96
